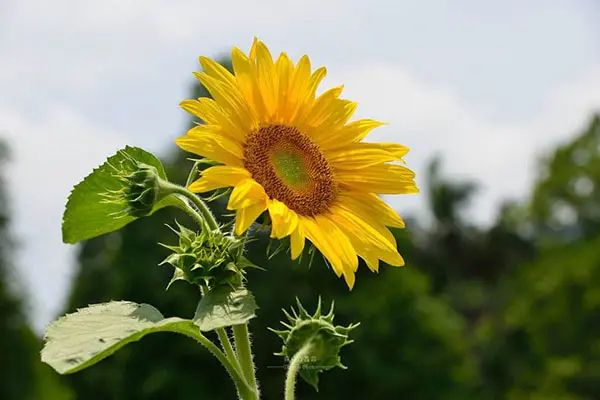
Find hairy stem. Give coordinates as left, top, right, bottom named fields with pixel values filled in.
left=173, top=197, right=211, bottom=231
left=174, top=324, right=255, bottom=399
left=217, top=327, right=242, bottom=373
left=233, top=324, right=259, bottom=399
left=185, top=160, right=204, bottom=187
left=162, top=182, right=219, bottom=231
left=284, top=342, right=313, bottom=400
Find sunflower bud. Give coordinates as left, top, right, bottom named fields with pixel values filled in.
left=121, top=163, right=163, bottom=217
left=160, top=222, right=251, bottom=289
left=101, top=156, right=171, bottom=218
left=270, top=298, right=359, bottom=390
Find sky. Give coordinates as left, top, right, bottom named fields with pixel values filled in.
left=1, top=0, right=599, bottom=331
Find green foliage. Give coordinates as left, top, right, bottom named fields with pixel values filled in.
left=193, top=286, right=257, bottom=331
left=530, top=115, right=600, bottom=241
left=42, top=301, right=199, bottom=374
left=62, top=146, right=172, bottom=244
left=479, top=236, right=600, bottom=399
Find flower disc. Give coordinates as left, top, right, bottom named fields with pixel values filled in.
left=243, top=125, right=336, bottom=216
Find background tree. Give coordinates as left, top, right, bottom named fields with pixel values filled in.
left=0, top=140, right=72, bottom=400
left=477, top=115, right=600, bottom=400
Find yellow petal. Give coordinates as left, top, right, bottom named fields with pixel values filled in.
left=286, top=64, right=326, bottom=122
left=343, top=269, right=356, bottom=290
left=326, top=143, right=409, bottom=169
left=228, top=179, right=268, bottom=210
left=336, top=164, right=418, bottom=194
left=231, top=47, right=257, bottom=107
left=199, top=56, right=237, bottom=87
left=254, top=40, right=278, bottom=117
left=274, top=52, right=294, bottom=122
left=194, top=72, right=256, bottom=131
left=300, top=215, right=358, bottom=288
left=338, top=193, right=405, bottom=228
left=176, top=126, right=244, bottom=167
left=188, top=166, right=250, bottom=193
left=179, top=98, right=246, bottom=142
left=290, top=225, right=305, bottom=260
left=329, top=204, right=397, bottom=253
left=319, top=119, right=385, bottom=149
left=267, top=199, right=299, bottom=239
left=329, top=209, right=405, bottom=270
left=304, top=99, right=357, bottom=142
left=234, top=201, right=267, bottom=236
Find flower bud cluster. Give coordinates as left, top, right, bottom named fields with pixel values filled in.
left=160, top=222, right=248, bottom=289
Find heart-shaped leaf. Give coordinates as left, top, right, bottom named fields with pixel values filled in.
left=42, top=301, right=197, bottom=374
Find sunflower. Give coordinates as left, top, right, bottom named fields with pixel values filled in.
left=176, top=39, right=418, bottom=289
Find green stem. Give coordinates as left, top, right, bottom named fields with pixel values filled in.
left=175, top=197, right=211, bottom=232
left=161, top=182, right=219, bottom=231
left=174, top=324, right=255, bottom=399
left=284, top=342, right=313, bottom=400
left=185, top=160, right=204, bottom=187
left=233, top=324, right=259, bottom=399
left=217, top=328, right=242, bottom=373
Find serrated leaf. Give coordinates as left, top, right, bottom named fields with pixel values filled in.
left=193, top=286, right=257, bottom=331
left=62, top=146, right=175, bottom=244
left=41, top=301, right=197, bottom=374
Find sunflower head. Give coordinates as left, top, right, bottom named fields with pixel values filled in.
left=177, top=38, right=418, bottom=289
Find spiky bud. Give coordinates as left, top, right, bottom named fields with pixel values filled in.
left=160, top=222, right=255, bottom=289
left=270, top=298, right=359, bottom=391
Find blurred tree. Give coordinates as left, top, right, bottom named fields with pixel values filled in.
left=0, top=140, right=39, bottom=400
left=477, top=115, right=600, bottom=399
left=530, top=115, right=600, bottom=243
left=0, top=141, right=72, bottom=400
left=416, top=158, right=535, bottom=320
left=478, top=236, right=600, bottom=400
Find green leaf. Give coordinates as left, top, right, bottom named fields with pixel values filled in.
left=62, top=146, right=172, bottom=244
left=41, top=301, right=197, bottom=374
left=193, top=286, right=258, bottom=331
left=300, top=368, right=320, bottom=392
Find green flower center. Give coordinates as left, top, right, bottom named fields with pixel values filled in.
left=270, top=149, right=310, bottom=190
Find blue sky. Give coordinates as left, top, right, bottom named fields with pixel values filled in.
left=1, top=0, right=599, bottom=330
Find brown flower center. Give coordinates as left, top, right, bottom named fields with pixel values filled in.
left=243, top=125, right=336, bottom=216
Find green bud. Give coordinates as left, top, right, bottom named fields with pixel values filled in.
left=101, top=154, right=171, bottom=218
left=270, top=298, right=359, bottom=391
left=122, top=164, right=162, bottom=217
left=160, top=222, right=250, bottom=289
